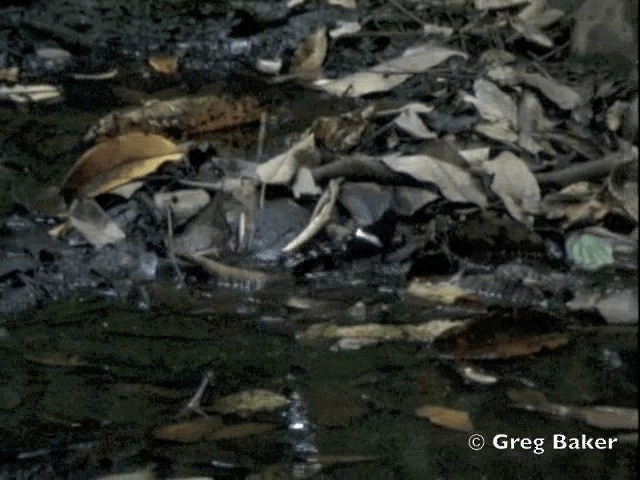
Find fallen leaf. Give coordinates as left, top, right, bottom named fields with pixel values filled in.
left=68, top=198, right=126, bottom=247
left=24, top=351, right=91, bottom=368
left=509, top=389, right=639, bottom=430
left=85, top=95, right=263, bottom=141
left=60, top=132, right=183, bottom=201
left=206, top=422, right=277, bottom=440
left=565, top=233, right=614, bottom=271
left=382, top=155, right=488, bottom=207
left=148, top=53, right=180, bottom=75
left=464, top=79, right=518, bottom=126
left=154, top=189, right=211, bottom=226
left=415, top=405, right=474, bottom=432
left=0, top=83, right=61, bottom=103
left=448, top=333, right=570, bottom=359
left=208, top=389, right=289, bottom=416
left=153, top=417, right=223, bottom=443
left=256, top=134, right=320, bottom=185
left=482, top=151, right=541, bottom=227
left=314, top=43, right=466, bottom=97
left=406, top=279, right=477, bottom=305
left=519, top=72, right=583, bottom=110
left=291, top=26, right=328, bottom=80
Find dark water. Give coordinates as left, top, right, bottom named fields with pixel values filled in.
left=0, top=274, right=637, bottom=479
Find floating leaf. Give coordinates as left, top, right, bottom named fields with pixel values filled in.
left=206, top=422, right=277, bottom=440
left=406, top=279, right=477, bottom=305
left=153, top=417, right=223, bottom=443
left=509, top=389, right=639, bottom=430
left=449, top=333, right=570, bottom=360
left=0, top=83, right=61, bottom=103
left=60, top=132, right=183, bottom=201
left=208, top=389, right=289, bottom=417
left=415, top=405, right=474, bottom=432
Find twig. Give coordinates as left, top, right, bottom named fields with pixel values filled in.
left=182, top=252, right=274, bottom=287
left=387, top=0, right=426, bottom=26
left=255, top=111, right=267, bottom=161
left=535, top=150, right=636, bottom=186
left=166, top=210, right=186, bottom=289
left=176, top=370, right=215, bottom=418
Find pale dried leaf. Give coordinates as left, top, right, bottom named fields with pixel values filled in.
left=69, top=198, right=126, bottom=248
left=511, top=19, right=554, bottom=48
left=329, top=21, right=362, bottom=38
left=314, top=43, right=466, bottom=97
left=256, top=134, right=319, bottom=185
left=209, top=389, right=289, bottom=416
left=292, top=167, right=322, bottom=198
left=382, top=155, right=488, bottom=207
left=393, top=105, right=437, bottom=139
left=519, top=72, right=583, bottom=110
left=154, top=189, right=211, bottom=226
left=464, top=79, right=518, bottom=126
left=475, top=120, right=519, bottom=144
left=406, top=279, right=477, bottom=305
left=0, top=84, right=61, bottom=103
left=291, top=26, right=328, bottom=80
left=483, top=151, right=541, bottom=227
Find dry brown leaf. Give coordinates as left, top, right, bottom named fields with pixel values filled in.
left=60, top=132, right=183, bottom=201
left=415, top=405, right=474, bottom=432
left=85, top=95, right=263, bottom=141
left=148, top=53, right=180, bottom=75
